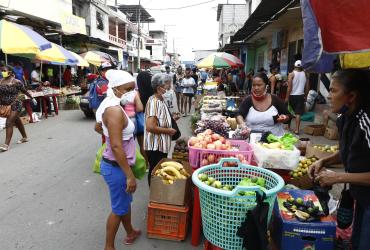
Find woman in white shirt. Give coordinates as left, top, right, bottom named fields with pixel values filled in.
left=181, top=67, right=196, bottom=117
left=236, top=73, right=291, bottom=136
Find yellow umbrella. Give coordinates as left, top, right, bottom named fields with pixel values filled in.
left=69, top=51, right=89, bottom=67
left=35, top=42, right=78, bottom=64
left=80, top=51, right=118, bottom=66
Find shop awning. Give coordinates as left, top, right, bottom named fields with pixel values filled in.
left=232, top=0, right=298, bottom=42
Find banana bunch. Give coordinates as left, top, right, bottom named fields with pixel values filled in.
left=154, top=161, right=190, bottom=184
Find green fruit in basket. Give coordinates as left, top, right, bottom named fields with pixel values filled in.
left=222, top=186, right=230, bottom=191
left=251, top=177, right=258, bottom=183
left=296, top=198, right=304, bottom=205
left=207, top=177, right=215, bottom=185
left=198, top=173, right=209, bottom=182
left=257, top=177, right=266, bottom=188
left=204, top=180, right=211, bottom=186
left=287, top=197, right=295, bottom=203
left=212, top=181, right=222, bottom=189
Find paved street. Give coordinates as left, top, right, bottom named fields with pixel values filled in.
left=0, top=110, right=200, bottom=250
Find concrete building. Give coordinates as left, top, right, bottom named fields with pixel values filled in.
left=193, top=49, right=218, bottom=63
left=147, top=30, right=166, bottom=62
left=217, top=3, right=249, bottom=48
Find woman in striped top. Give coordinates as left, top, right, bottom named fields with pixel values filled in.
left=144, top=73, right=177, bottom=185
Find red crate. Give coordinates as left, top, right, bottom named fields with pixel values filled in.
left=147, top=202, right=189, bottom=241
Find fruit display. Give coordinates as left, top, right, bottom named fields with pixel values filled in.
left=201, top=153, right=249, bottom=166
left=313, top=144, right=338, bottom=153
left=226, top=117, right=237, bottom=130
left=197, top=174, right=266, bottom=195
left=194, top=120, right=230, bottom=137
left=290, top=157, right=317, bottom=179
left=153, top=161, right=190, bottom=184
left=259, top=132, right=298, bottom=150
left=189, top=129, right=232, bottom=150
left=282, top=196, right=325, bottom=222
left=172, top=138, right=189, bottom=162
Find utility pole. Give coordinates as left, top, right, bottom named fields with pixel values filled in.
left=137, top=0, right=141, bottom=71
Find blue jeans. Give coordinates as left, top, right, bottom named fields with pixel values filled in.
left=352, top=203, right=370, bottom=250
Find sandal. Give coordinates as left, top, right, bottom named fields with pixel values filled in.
left=0, top=144, right=9, bottom=152
left=17, top=138, right=29, bottom=144
left=123, top=229, right=141, bottom=245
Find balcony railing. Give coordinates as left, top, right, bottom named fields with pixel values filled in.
left=109, top=34, right=126, bottom=48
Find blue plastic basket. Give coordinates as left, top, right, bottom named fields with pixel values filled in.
left=192, top=158, right=285, bottom=250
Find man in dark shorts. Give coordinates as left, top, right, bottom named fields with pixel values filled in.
left=286, top=60, right=308, bottom=134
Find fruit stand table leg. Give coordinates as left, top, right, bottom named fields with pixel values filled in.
left=191, top=186, right=201, bottom=246
left=42, top=97, right=48, bottom=119
left=52, top=95, right=59, bottom=115
left=23, top=100, right=33, bottom=123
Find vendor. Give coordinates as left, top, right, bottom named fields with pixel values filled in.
left=236, top=73, right=291, bottom=136
left=309, top=69, right=370, bottom=249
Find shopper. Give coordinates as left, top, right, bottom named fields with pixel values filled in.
left=181, top=67, right=196, bottom=117
left=286, top=60, right=308, bottom=134
left=269, top=67, right=282, bottom=95
left=200, top=68, right=208, bottom=83
left=95, top=69, right=141, bottom=249
left=173, top=66, right=184, bottom=113
left=136, top=70, right=153, bottom=108
left=13, top=62, right=26, bottom=85
left=89, top=62, right=115, bottom=111
left=63, top=65, right=72, bottom=87
left=236, top=73, right=291, bottom=136
left=162, top=74, right=175, bottom=110
left=308, top=69, right=370, bottom=250
left=0, top=65, right=35, bottom=152
left=144, top=73, right=177, bottom=185
left=30, top=65, right=43, bottom=89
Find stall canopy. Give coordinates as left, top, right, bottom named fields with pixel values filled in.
left=0, top=19, right=51, bottom=56
left=197, top=52, right=243, bottom=69
left=36, top=42, right=78, bottom=65
left=301, top=0, right=370, bottom=72
left=232, top=0, right=298, bottom=42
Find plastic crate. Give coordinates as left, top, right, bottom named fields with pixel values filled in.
left=189, top=140, right=253, bottom=169
left=147, top=202, right=189, bottom=241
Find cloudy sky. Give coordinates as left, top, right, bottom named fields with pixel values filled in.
left=110, top=0, right=247, bottom=61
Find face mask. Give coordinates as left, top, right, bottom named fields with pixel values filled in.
left=119, top=90, right=135, bottom=106
left=251, top=88, right=267, bottom=101
left=1, top=71, right=9, bottom=78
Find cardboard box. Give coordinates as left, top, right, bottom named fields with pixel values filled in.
left=150, top=158, right=192, bottom=206
left=272, top=190, right=336, bottom=250
left=286, top=174, right=313, bottom=190
left=305, top=143, right=338, bottom=159
left=303, top=124, right=326, bottom=136
left=324, top=127, right=339, bottom=140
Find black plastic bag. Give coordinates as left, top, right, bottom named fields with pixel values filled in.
left=237, top=192, right=269, bottom=250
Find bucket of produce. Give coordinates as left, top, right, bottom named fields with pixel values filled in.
left=192, top=158, right=285, bottom=250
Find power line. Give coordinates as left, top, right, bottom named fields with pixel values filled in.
left=145, top=0, right=217, bottom=11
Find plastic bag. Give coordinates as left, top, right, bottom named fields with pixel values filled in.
left=135, top=112, right=144, bottom=134
left=92, top=143, right=107, bottom=174
left=251, top=142, right=300, bottom=170
left=132, top=149, right=147, bottom=180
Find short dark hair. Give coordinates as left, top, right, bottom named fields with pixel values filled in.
left=165, top=65, right=170, bottom=69
left=3, top=65, right=14, bottom=74
left=185, top=67, right=191, bottom=71
left=254, top=72, right=269, bottom=85
left=332, top=69, right=370, bottom=109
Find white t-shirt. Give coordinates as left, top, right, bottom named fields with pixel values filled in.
left=31, top=70, right=40, bottom=85
left=291, top=70, right=306, bottom=96
left=181, top=77, right=195, bottom=94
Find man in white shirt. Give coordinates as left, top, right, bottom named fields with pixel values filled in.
left=286, top=60, right=309, bottom=134
left=31, top=66, right=43, bottom=89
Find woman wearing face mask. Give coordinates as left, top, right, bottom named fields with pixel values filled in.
left=144, top=73, right=177, bottom=185
left=308, top=69, right=370, bottom=250
left=0, top=65, right=35, bottom=152
left=95, top=70, right=141, bottom=249
left=236, top=73, right=291, bottom=137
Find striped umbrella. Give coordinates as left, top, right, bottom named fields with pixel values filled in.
left=80, top=51, right=117, bottom=67
left=35, top=42, right=78, bottom=65
left=69, top=51, right=89, bottom=67
left=197, top=52, right=243, bottom=68
left=0, top=19, right=51, bottom=55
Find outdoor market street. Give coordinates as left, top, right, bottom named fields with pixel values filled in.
left=0, top=110, right=201, bottom=250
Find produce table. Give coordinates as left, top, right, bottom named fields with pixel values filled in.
left=23, top=89, right=60, bottom=123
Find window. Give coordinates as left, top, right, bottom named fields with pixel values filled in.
left=96, top=11, right=104, bottom=31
